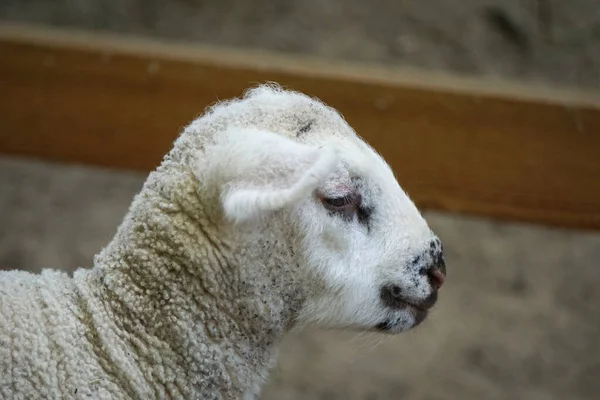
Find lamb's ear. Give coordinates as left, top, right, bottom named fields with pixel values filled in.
left=209, top=128, right=339, bottom=223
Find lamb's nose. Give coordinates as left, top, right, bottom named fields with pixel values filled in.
left=427, top=267, right=445, bottom=290
left=424, top=238, right=446, bottom=290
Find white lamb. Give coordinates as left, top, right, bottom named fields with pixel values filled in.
left=0, top=83, right=446, bottom=400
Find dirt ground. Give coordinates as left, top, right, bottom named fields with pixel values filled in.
left=1, top=1, right=600, bottom=399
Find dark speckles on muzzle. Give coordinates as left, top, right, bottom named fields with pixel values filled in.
left=418, top=238, right=447, bottom=280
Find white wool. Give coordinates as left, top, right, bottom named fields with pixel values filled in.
left=0, top=83, right=445, bottom=399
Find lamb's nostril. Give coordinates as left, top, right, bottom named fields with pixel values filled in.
left=428, top=268, right=445, bottom=290
left=380, top=285, right=406, bottom=309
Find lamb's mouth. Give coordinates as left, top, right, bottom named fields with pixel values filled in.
left=374, top=304, right=429, bottom=333
left=376, top=286, right=439, bottom=333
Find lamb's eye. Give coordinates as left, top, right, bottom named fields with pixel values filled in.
left=320, top=192, right=371, bottom=226
left=323, top=196, right=353, bottom=208
left=320, top=193, right=362, bottom=214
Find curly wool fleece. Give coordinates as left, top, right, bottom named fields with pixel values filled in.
left=0, top=83, right=441, bottom=400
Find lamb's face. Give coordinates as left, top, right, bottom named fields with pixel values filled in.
left=292, top=133, right=446, bottom=334
left=200, top=84, right=445, bottom=334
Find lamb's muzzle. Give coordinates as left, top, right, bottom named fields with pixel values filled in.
left=377, top=236, right=446, bottom=332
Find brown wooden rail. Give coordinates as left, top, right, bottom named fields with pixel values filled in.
left=1, top=23, right=599, bottom=229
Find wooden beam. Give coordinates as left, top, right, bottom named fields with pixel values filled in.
left=1, top=22, right=599, bottom=230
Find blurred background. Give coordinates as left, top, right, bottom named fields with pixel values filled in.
left=1, top=0, right=600, bottom=88
left=1, top=1, right=600, bottom=399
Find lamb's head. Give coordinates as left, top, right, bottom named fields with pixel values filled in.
left=192, top=84, right=446, bottom=335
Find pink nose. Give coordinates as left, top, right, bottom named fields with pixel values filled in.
left=428, top=268, right=446, bottom=290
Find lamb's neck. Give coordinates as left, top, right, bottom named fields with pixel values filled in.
left=84, top=167, right=303, bottom=396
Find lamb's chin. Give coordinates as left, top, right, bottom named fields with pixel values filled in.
left=371, top=308, right=429, bottom=334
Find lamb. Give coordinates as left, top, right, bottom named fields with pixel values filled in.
left=0, top=83, right=447, bottom=400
